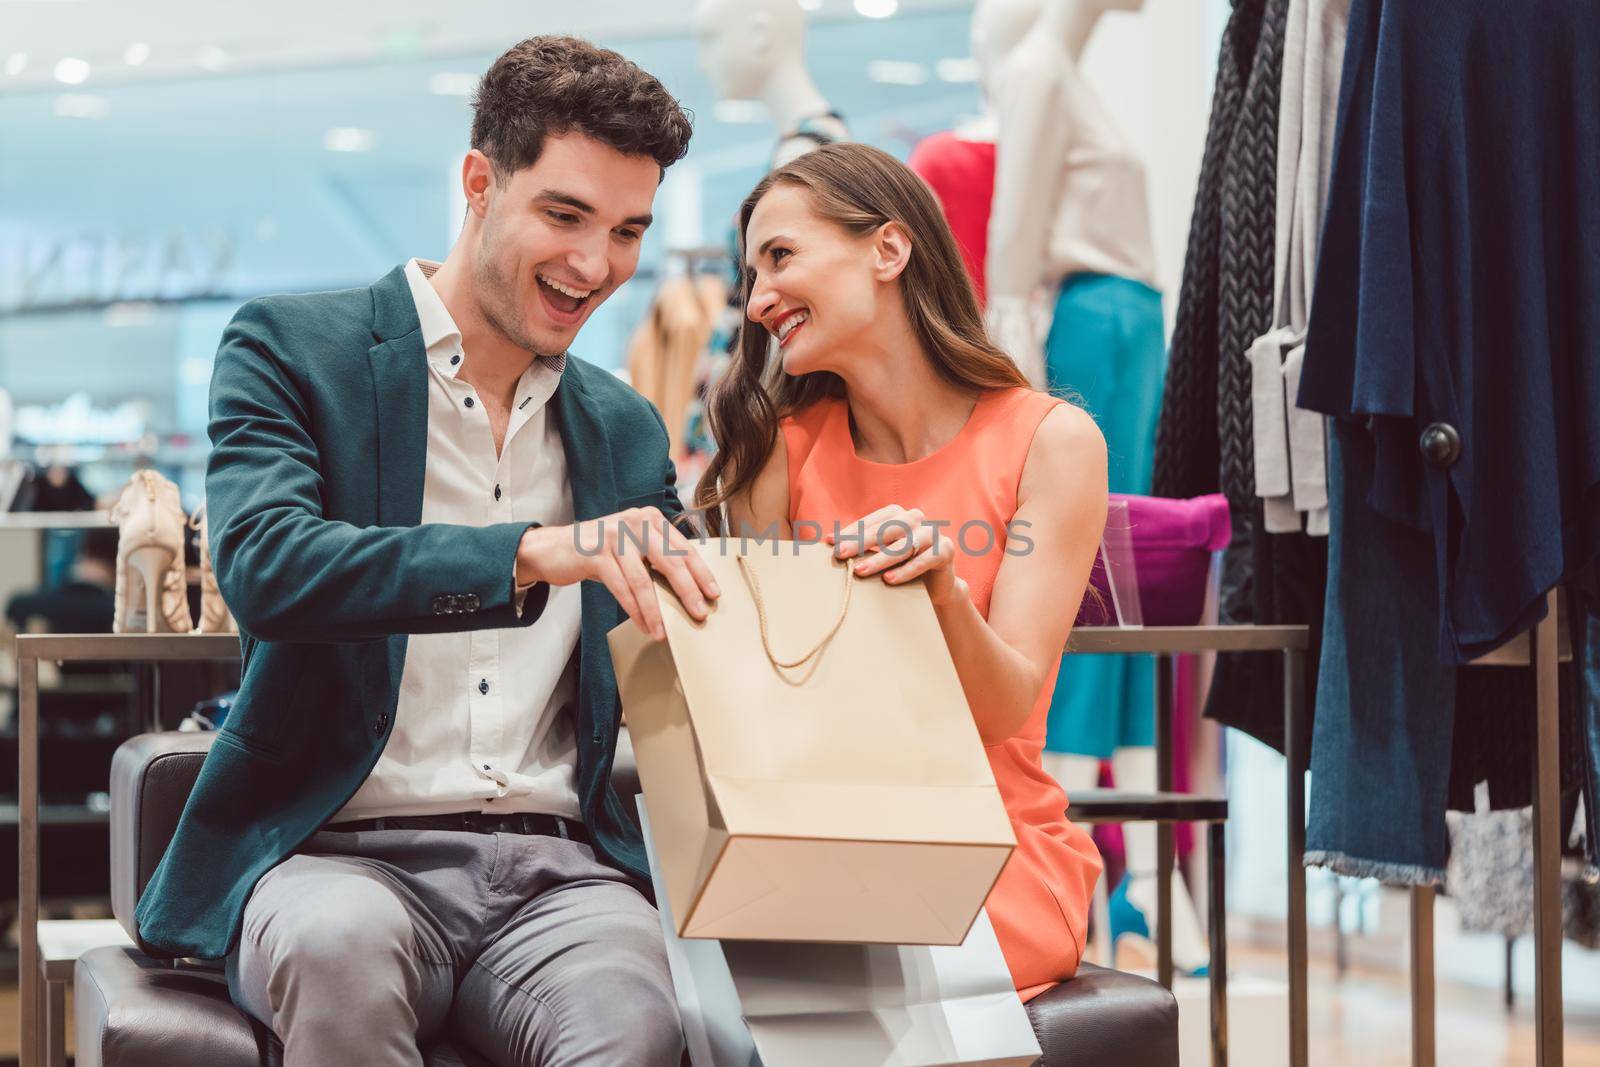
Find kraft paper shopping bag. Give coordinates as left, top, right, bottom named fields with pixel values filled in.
left=642, top=801, right=1041, bottom=1067
left=609, top=539, right=1015, bottom=946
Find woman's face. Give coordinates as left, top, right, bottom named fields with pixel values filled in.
left=744, top=185, right=884, bottom=377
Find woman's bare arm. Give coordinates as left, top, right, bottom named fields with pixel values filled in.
left=936, top=404, right=1107, bottom=744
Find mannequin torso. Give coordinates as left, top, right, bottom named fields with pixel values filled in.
left=986, top=0, right=1159, bottom=301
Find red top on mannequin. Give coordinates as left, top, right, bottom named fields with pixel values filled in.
left=908, top=132, right=997, bottom=308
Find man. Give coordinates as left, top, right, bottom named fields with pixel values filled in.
left=134, top=36, right=721, bottom=1066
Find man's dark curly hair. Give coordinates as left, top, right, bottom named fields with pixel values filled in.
left=471, top=35, right=693, bottom=176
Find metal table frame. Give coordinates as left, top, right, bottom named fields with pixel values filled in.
left=1406, top=588, right=1568, bottom=1067
left=16, top=633, right=243, bottom=1067
left=1069, top=790, right=1230, bottom=1065
left=1068, top=625, right=1310, bottom=1067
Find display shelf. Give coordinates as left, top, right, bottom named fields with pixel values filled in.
left=0, top=803, right=108, bottom=828
left=15, top=632, right=243, bottom=1067
left=0, top=513, right=110, bottom=530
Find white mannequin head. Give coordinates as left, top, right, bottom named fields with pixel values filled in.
left=971, top=0, right=1147, bottom=94
left=971, top=0, right=1045, bottom=90
left=694, top=0, right=809, bottom=102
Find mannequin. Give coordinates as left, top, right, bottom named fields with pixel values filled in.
left=694, top=0, right=849, bottom=167
left=984, top=0, right=1157, bottom=384
left=685, top=0, right=852, bottom=492
left=909, top=0, right=1039, bottom=309
left=945, top=0, right=1206, bottom=974
left=693, top=0, right=850, bottom=331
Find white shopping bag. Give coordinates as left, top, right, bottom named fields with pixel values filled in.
left=642, top=800, right=1041, bottom=1067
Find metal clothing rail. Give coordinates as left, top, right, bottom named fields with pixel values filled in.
left=1069, top=624, right=1311, bottom=1067
left=16, top=632, right=244, bottom=1067
left=1407, top=587, right=1569, bottom=1067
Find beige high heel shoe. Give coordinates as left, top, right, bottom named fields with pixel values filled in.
left=190, top=503, right=236, bottom=634
left=109, top=470, right=193, bottom=634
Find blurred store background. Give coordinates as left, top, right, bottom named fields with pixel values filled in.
left=2, top=2, right=1598, bottom=1064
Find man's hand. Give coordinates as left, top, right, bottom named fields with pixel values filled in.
left=516, top=507, right=720, bottom=641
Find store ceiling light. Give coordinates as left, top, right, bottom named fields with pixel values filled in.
left=797, top=0, right=822, bottom=9
left=429, top=72, right=478, bottom=96
left=5, top=53, right=26, bottom=78
left=324, top=127, right=377, bottom=153
left=124, top=42, right=150, bottom=67
left=197, top=46, right=230, bottom=72
left=936, top=57, right=981, bottom=83
left=714, top=99, right=767, bottom=124
left=53, top=57, right=91, bottom=85
left=854, top=0, right=898, bottom=18
left=867, top=60, right=928, bottom=86
left=55, top=94, right=109, bottom=120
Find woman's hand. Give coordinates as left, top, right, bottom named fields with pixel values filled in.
left=827, top=504, right=968, bottom=609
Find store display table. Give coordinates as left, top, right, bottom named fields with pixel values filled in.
left=1067, top=624, right=1309, bottom=1067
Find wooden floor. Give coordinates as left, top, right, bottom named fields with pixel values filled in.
left=0, top=945, right=1595, bottom=1064
left=1231, top=943, right=1600, bottom=1066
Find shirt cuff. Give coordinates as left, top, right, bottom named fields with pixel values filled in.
left=512, top=522, right=542, bottom=619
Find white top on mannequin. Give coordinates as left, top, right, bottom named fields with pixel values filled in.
left=977, top=0, right=1158, bottom=383
left=695, top=0, right=848, bottom=167
left=987, top=0, right=1157, bottom=297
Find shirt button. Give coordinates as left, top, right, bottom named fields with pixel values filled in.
left=494, top=484, right=502, bottom=500
left=451, top=354, right=461, bottom=366
left=482, top=763, right=492, bottom=771
left=464, top=397, right=475, bottom=409
left=479, top=679, right=489, bottom=695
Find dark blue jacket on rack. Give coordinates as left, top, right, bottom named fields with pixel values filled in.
left=1298, top=0, right=1600, bottom=663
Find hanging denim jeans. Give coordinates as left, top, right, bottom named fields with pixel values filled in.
left=1305, top=421, right=1459, bottom=884
left=1308, top=422, right=1600, bottom=883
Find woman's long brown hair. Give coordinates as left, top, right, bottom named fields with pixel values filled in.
left=694, top=142, right=1030, bottom=532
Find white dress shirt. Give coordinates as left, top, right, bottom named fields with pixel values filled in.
left=335, top=258, right=582, bottom=821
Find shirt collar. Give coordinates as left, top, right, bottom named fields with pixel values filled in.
left=402, top=258, right=569, bottom=383
left=404, top=258, right=466, bottom=376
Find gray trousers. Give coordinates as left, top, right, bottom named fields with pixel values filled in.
left=225, top=827, right=683, bottom=1067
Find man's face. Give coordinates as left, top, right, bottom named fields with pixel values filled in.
left=472, top=132, right=660, bottom=357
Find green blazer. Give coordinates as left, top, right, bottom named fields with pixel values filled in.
left=135, top=265, right=682, bottom=959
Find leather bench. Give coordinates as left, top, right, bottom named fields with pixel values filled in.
left=74, top=732, right=1179, bottom=1066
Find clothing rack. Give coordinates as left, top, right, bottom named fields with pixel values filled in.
left=665, top=244, right=730, bottom=272
left=1407, top=587, right=1568, bottom=1067
left=628, top=245, right=732, bottom=285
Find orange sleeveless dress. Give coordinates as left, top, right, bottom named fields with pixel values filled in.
left=781, top=385, right=1104, bottom=1001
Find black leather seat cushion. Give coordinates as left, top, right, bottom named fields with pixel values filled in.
left=1027, top=963, right=1180, bottom=1066
left=74, top=947, right=270, bottom=1067
left=74, top=946, right=494, bottom=1067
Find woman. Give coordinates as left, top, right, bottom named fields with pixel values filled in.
left=695, top=142, right=1106, bottom=999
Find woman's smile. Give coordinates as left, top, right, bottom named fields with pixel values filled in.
left=773, top=308, right=810, bottom=347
